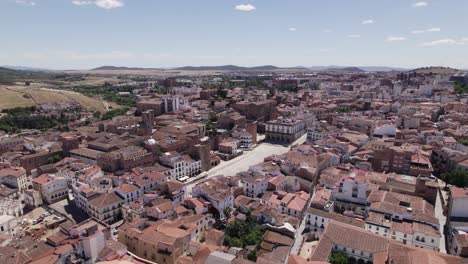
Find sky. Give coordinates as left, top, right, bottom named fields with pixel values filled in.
left=0, top=0, right=467, bottom=70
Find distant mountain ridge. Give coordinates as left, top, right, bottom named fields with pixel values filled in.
left=173, top=65, right=288, bottom=71
left=326, top=67, right=366, bottom=72
left=306, top=66, right=409, bottom=72
left=92, top=66, right=162, bottom=71
left=410, top=66, right=462, bottom=74
left=11, top=64, right=462, bottom=73
left=91, top=64, right=410, bottom=72
left=1, top=65, right=54, bottom=72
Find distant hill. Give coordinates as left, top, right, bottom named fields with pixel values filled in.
left=358, top=66, right=409, bottom=72
left=306, top=66, right=408, bottom=72
left=326, top=67, right=366, bottom=72
left=1, top=65, right=54, bottom=72
left=90, top=64, right=414, bottom=72
left=410, top=66, right=461, bottom=74
left=92, top=66, right=162, bottom=71
left=91, top=65, right=307, bottom=71
left=173, top=65, right=285, bottom=71
left=0, top=67, right=57, bottom=84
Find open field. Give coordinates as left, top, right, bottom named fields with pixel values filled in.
left=0, top=84, right=116, bottom=112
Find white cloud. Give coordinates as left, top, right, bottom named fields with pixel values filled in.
left=348, top=34, right=361, bottom=38
left=427, top=27, right=441, bottom=32
left=413, top=1, right=429, bottom=7
left=322, top=29, right=333, bottom=33
left=411, top=30, right=425, bottom=34
left=362, top=19, right=374, bottom=25
left=95, top=0, right=123, bottom=9
left=289, top=27, right=297, bottom=32
left=386, top=36, right=406, bottom=42
left=411, top=27, right=441, bottom=34
left=72, top=1, right=93, bottom=6
left=235, top=4, right=256, bottom=12
left=72, top=0, right=124, bottom=9
left=420, top=38, right=466, bottom=46
left=15, top=0, right=36, bottom=6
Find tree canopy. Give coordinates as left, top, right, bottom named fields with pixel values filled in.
left=223, top=220, right=265, bottom=248
left=329, top=252, right=349, bottom=264
left=454, top=81, right=468, bottom=95
left=442, top=170, right=468, bottom=188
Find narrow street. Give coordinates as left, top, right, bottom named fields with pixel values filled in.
left=435, top=190, right=447, bottom=253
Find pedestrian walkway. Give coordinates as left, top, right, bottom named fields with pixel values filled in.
left=435, top=190, right=447, bottom=253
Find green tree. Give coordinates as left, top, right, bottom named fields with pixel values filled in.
left=329, top=252, right=348, bottom=264
left=217, top=88, right=228, bottom=99
left=442, top=170, right=468, bottom=188
left=223, top=220, right=265, bottom=248
left=101, top=107, right=129, bottom=120
left=458, top=137, right=468, bottom=146
left=247, top=249, right=258, bottom=261
left=337, top=106, right=352, bottom=113
left=454, top=81, right=468, bottom=95
left=48, top=154, right=63, bottom=164
left=223, top=207, right=232, bottom=218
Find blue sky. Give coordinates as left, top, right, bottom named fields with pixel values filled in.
left=0, top=0, right=467, bottom=69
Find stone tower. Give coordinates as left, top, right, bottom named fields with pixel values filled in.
left=142, top=110, right=154, bottom=134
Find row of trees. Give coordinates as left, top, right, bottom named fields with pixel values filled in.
left=101, top=107, right=130, bottom=120
left=0, top=107, right=72, bottom=133
left=72, top=83, right=136, bottom=107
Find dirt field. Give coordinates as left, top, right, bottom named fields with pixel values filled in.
left=0, top=84, right=115, bottom=112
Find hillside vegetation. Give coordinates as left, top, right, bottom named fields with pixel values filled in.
left=0, top=86, right=113, bottom=112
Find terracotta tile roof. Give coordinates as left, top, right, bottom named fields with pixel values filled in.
left=31, top=174, right=53, bottom=185
left=89, top=192, right=123, bottom=209
left=116, top=184, right=139, bottom=194
left=450, top=186, right=468, bottom=199
left=29, top=255, right=59, bottom=264
left=287, top=255, right=329, bottom=264
left=385, top=241, right=462, bottom=264
left=0, top=166, right=25, bottom=178
left=205, top=229, right=224, bottom=245
left=165, top=180, right=185, bottom=193
left=263, top=231, right=294, bottom=247
left=0, top=247, right=32, bottom=264
left=307, top=208, right=366, bottom=229
left=310, top=221, right=389, bottom=262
